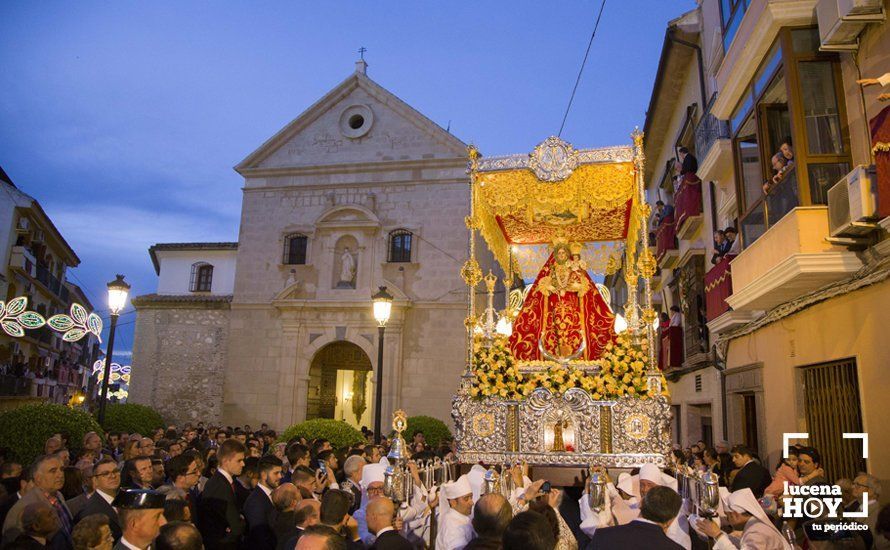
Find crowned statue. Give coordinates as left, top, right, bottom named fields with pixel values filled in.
left=508, top=237, right=615, bottom=362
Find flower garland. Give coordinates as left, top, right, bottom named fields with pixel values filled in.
left=470, top=333, right=668, bottom=401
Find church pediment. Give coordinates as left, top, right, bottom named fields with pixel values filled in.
left=236, top=70, right=467, bottom=173
left=315, top=205, right=379, bottom=228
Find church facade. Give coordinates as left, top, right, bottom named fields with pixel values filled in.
left=129, top=61, right=492, bottom=429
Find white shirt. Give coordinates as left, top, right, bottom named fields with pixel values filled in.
left=118, top=536, right=145, bottom=550
left=375, top=526, right=395, bottom=536
left=96, top=489, right=115, bottom=506
left=436, top=508, right=473, bottom=550
left=258, top=483, right=272, bottom=500
left=669, top=312, right=682, bottom=327
left=218, top=469, right=234, bottom=485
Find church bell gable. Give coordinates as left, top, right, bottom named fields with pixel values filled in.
left=235, top=70, right=467, bottom=173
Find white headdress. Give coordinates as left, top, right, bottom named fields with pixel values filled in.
left=725, top=488, right=789, bottom=548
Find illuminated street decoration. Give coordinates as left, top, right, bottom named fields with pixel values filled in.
left=0, top=296, right=46, bottom=337
left=0, top=296, right=103, bottom=342
left=47, top=303, right=104, bottom=342
left=92, top=361, right=131, bottom=401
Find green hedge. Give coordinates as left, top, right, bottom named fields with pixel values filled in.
left=0, top=403, right=103, bottom=464
left=406, top=416, right=452, bottom=448
left=279, top=419, right=364, bottom=450
left=97, top=403, right=165, bottom=435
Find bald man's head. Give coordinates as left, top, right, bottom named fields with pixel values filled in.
left=473, top=493, right=512, bottom=539
left=366, top=497, right=396, bottom=535
left=272, top=482, right=301, bottom=512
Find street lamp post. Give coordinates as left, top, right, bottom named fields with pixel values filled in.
left=371, top=286, right=393, bottom=444
left=98, top=274, right=130, bottom=426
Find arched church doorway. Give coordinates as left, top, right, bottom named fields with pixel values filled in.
left=306, top=341, right=373, bottom=429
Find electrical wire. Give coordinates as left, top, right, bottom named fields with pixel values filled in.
left=558, top=0, right=607, bottom=138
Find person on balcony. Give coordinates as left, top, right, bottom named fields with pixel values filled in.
left=678, top=147, right=698, bottom=178
left=654, top=201, right=674, bottom=226
left=711, top=230, right=729, bottom=265
left=780, top=137, right=794, bottom=168
left=762, top=153, right=788, bottom=195
left=724, top=227, right=740, bottom=256
left=668, top=306, right=682, bottom=328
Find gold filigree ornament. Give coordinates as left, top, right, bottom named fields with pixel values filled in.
left=637, top=248, right=657, bottom=279
left=605, top=255, right=621, bottom=275
left=528, top=136, right=579, bottom=182
left=472, top=412, right=496, bottom=438
left=484, top=270, right=498, bottom=293
left=624, top=413, right=651, bottom=440
left=392, top=409, right=408, bottom=435
left=461, top=258, right=483, bottom=287
left=641, top=307, right=657, bottom=325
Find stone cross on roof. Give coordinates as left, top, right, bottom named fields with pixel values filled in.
left=356, top=46, right=368, bottom=75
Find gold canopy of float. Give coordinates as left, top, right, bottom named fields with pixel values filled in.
left=467, top=135, right=650, bottom=282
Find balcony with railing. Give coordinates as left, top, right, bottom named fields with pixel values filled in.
left=8, top=246, right=37, bottom=277
left=705, top=255, right=736, bottom=322
left=694, top=94, right=732, bottom=182
left=659, top=326, right=684, bottom=370
left=34, top=265, right=70, bottom=303
left=656, top=217, right=679, bottom=269
left=675, top=179, right=704, bottom=240
left=726, top=207, right=862, bottom=312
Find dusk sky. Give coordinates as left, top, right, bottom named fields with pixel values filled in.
left=0, top=1, right=694, bottom=361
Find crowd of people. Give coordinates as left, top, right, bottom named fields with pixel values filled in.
left=0, top=424, right=888, bottom=550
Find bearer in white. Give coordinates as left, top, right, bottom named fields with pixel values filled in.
left=436, top=475, right=475, bottom=550
left=579, top=464, right=692, bottom=549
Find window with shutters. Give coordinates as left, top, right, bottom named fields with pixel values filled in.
left=283, top=234, right=308, bottom=265
left=190, top=262, right=213, bottom=292
left=388, top=229, right=413, bottom=263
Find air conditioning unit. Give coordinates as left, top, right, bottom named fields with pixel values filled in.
left=16, top=217, right=30, bottom=233
left=828, top=165, right=878, bottom=237
left=817, top=0, right=885, bottom=51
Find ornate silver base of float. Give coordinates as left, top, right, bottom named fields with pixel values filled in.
left=452, top=386, right=672, bottom=468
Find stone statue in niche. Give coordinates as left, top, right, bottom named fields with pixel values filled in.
left=337, top=247, right=357, bottom=288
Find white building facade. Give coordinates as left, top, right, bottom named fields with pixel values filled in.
left=130, top=62, right=491, bottom=429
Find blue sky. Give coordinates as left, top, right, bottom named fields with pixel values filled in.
left=0, top=1, right=694, bottom=361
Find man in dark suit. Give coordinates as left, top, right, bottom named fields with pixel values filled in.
left=10, top=503, right=60, bottom=550
left=75, top=458, right=123, bottom=541
left=281, top=444, right=310, bottom=485
left=196, top=439, right=246, bottom=549
left=279, top=498, right=320, bottom=550
left=367, top=497, right=411, bottom=550
left=0, top=469, right=30, bottom=529
left=729, top=445, right=772, bottom=498
left=243, top=455, right=284, bottom=549
left=586, top=485, right=684, bottom=550
left=234, top=457, right=259, bottom=511
left=319, top=489, right=362, bottom=550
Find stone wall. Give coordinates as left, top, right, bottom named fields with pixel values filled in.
left=129, top=296, right=231, bottom=424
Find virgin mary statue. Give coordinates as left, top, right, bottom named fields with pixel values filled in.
left=508, top=239, right=615, bottom=361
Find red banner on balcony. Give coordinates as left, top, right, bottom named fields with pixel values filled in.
left=658, top=326, right=684, bottom=370
left=655, top=218, right=677, bottom=262
left=675, top=178, right=703, bottom=232
left=704, top=254, right=736, bottom=322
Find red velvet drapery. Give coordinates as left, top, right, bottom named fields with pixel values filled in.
left=508, top=253, right=615, bottom=361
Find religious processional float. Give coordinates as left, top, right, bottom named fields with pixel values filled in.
left=451, top=131, right=672, bottom=469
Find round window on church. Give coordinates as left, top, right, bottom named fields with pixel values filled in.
left=339, top=104, right=374, bottom=138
